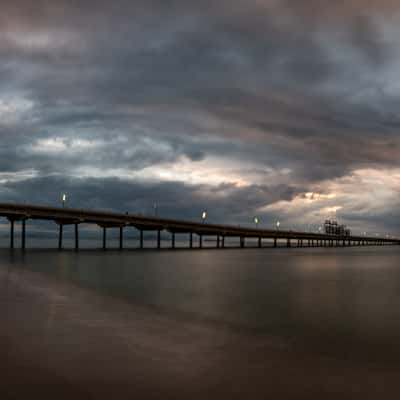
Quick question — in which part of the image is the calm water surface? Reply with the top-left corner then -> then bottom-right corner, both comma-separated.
2,246 -> 400,362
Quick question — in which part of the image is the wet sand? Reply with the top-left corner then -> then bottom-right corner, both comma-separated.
1,264 -> 399,399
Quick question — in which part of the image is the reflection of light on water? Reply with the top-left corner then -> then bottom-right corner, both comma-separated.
289,249 -> 400,344
290,256 -> 342,325
3,246 -> 400,362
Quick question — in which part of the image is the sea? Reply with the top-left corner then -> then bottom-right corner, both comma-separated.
2,244 -> 400,398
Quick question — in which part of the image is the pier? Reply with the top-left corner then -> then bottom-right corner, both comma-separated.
0,203 -> 398,249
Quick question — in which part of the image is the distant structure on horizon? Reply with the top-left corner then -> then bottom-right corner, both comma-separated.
324,220 -> 351,237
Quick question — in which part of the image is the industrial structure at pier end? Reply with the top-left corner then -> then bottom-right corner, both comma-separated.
324,220 -> 351,237
0,203 -> 399,250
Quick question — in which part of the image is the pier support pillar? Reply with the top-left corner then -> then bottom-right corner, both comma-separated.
171,232 -> 175,249
274,238 -> 277,248
222,235 -> 225,248
103,227 -> 107,250
199,235 -> 203,249
75,223 -> 79,250
58,224 -> 63,250
189,232 -> 193,249
240,237 -> 245,248
157,230 -> 161,249
140,230 -> 144,249
287,238 -> 291,248
21,219 -> 26,250
217,235 -> 220,249
258,237 -> 262,248
9,219 -> 15,249
119,227 -> 123,250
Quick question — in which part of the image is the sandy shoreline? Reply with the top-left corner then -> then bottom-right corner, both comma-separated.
1,264 -> 399,399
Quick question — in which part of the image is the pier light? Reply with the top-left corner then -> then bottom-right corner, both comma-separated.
254,217 -> 259,226
318,226 -> 322,233
276,221 -> 280,230
62,193 -> 67,208
201,211 -> 207,221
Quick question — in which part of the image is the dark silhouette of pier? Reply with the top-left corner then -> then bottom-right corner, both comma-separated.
0,203 -> 398,250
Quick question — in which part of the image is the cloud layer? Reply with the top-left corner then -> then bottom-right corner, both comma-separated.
1,0 -> 399,235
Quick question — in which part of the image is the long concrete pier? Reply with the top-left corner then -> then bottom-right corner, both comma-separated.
0,203 -> 398,249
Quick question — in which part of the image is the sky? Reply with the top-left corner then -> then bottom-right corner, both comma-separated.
0,0 -> 399,237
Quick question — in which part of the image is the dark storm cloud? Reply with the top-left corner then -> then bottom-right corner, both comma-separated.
349,15 -> 389,67
1,0 -> 400,232
0,175 -> 301,225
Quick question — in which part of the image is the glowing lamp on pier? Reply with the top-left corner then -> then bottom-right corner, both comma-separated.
201,211 -> 207,221
62,193 -> 67,208
254,217 -> 259,227
276,221 -> 280,230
